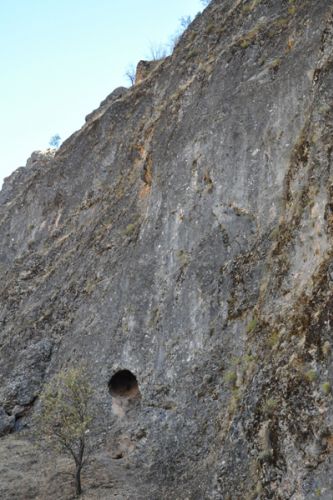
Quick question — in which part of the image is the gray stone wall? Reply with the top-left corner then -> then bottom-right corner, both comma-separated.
0,1 -> 333,498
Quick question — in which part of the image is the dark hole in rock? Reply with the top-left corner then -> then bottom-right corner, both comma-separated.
108,370 -> 140,398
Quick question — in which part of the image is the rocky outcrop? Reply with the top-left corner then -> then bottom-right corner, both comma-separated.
0,407 -> 15,437
85,87 -> 128,123
0,149 -> 55,205
135,60 -> 162,84
0,0 -> 333,498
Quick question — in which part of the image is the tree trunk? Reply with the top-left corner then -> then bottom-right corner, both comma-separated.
74,438 -> 85,496
75,464 -> 82,497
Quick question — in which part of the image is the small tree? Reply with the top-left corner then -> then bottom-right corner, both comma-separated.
148,42 -> 168,61
38,366 -> 93,497
125,64 -> 136,86
49,134 -> 61,148
180,15 -> 192,29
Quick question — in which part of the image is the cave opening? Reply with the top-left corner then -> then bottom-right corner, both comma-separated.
108,369 -> 140,398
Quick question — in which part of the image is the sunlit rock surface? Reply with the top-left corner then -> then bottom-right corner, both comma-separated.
0,1 -> 333,498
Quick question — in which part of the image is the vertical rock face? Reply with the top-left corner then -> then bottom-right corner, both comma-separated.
0,0 -> 333,498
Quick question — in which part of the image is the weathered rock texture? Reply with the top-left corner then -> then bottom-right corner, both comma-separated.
135,60 -> 161,84
1,0 -> 333,498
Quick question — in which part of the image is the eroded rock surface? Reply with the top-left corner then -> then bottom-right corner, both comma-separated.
1,0 -> 333,498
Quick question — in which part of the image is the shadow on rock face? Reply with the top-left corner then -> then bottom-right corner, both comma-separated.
108,369 -> 140,398
108,370 -> 141,418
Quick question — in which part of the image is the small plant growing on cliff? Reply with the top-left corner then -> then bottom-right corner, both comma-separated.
224,370 -> 237,387
239,39 -> 249,49
124,223 -> 137,236
304,369 -> 317,383
243,0 -> 261,13
149,42 -> 167,61
267,331 -> 280,348
38,366 -> 93,497
49,134 -> 61,148
288,4 -> 296,15
262,398 -> 278,416
269,58 -> 281,71
125,64 -> 136,85
246,317 -> 258,334
321,382 -> 331,395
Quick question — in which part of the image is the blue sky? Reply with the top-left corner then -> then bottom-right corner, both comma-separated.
0,0 -> 204,187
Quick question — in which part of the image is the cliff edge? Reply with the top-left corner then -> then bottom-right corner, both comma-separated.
1,1 -> 333,498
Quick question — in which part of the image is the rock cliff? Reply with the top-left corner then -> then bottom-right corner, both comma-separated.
1,0 -> 333,498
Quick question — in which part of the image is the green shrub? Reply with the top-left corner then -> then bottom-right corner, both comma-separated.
267,331 -> 279,348
322,382 -> 331,395
304,369 -> 317,382
224,370 -> 237,387
246,317 -> 258,334
239,39 -> 249,49
262,398 -> 278,415
270,58 -> 281,70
